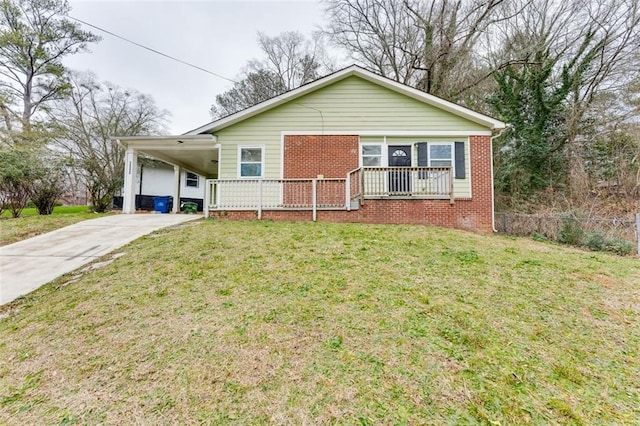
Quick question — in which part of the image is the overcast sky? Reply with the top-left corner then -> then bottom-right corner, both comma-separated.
64,0 -> 330,134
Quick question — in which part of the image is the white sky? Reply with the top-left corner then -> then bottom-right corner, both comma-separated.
64,0 -> 329,134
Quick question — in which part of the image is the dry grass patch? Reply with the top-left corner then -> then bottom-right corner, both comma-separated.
0,220 -> 639,424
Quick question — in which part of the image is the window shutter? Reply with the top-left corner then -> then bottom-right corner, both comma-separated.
454,141 -> 466,179
417,142 -> 428,166
416,142 -> 429,178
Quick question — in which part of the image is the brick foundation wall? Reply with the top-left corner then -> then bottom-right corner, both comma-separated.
210,135 -> 494,233
209,199 -> 490,232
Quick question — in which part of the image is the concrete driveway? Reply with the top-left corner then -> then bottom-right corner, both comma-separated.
0,214 -> 202,305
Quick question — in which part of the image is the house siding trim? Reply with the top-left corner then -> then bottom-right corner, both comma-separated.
281,130 -> 492,136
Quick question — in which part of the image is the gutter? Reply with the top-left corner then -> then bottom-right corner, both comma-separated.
490,125 -> 509,233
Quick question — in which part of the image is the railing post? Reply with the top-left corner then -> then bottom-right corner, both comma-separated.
360,168 -> 365,204
312,179 -> 317,221
345,172 -> 351,211
257,179 -> 263,220
635,213 -> 640,255
449,168 -> 454,205
204,180 -> 210,218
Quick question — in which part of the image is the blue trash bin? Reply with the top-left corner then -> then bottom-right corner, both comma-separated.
153,196 -> 171,213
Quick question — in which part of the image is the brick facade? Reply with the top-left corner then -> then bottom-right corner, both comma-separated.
210,135 -> 494,233
283,135 -> 360,178
283,135 -> 359,207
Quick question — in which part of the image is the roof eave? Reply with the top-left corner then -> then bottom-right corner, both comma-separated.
113,134 -> 217,150
188,65 -> 506,134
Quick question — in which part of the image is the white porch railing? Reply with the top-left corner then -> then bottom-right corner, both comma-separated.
361,167 -> 453,202
206,176 -> 353,220
205,166 -> 453,218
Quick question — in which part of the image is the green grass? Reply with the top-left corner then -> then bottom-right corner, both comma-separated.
0,220 -> 638,424
1,205 -> 91,218
0,206 -> 109,246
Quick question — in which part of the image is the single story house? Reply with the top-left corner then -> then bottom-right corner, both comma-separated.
116,65 -> 506,233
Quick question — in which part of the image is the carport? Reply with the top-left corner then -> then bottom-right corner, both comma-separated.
115,135 -> 218,215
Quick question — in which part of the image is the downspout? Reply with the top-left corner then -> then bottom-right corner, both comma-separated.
490,126 -> 509,233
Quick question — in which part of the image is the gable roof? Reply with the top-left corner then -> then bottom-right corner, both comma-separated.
186,65 -> 506,135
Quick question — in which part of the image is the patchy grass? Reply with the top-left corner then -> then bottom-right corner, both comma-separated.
0,220 -> 638,424
0,206 -> 109,246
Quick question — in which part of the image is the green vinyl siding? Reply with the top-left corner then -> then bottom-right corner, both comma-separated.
214,76 -> 488,192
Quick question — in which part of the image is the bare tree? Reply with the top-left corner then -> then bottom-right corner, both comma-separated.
0,0 -> 98,135
210,31 -> 333,119
323,0 -> 508,100
51,73 -> 168,212
257,31 -> 331,90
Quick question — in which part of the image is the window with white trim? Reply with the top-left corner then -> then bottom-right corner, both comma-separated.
429,143 -> 453,167
417,141 -> 467,179
361,144 -> 382,166
239,147 -> 263,178
185,172 -> 199,188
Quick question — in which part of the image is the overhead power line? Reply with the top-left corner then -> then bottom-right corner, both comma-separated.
67,15 -> 237,84
67,15 -> 326,131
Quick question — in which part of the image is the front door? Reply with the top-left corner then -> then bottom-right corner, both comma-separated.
388,145 -> 412,194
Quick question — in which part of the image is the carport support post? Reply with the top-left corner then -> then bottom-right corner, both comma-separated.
122,147 -> 138,214
172,165 -> 181,213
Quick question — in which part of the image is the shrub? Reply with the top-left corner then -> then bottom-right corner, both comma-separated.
585,233 -> 605,251
603,238 -> 635,256
0,148 -> 39,218
585,233 -> 634,256
531,232 -> 548,242
31,162 -> 66,215
558,213 -> 584,246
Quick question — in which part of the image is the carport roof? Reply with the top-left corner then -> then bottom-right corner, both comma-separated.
115,134 -> 218,177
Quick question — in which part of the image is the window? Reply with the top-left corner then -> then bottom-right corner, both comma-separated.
185,172 -> 199,188
417,141 -> 465,179
429,144 -> 453,167
362,144 -> 382,166
239,147 -> 263,177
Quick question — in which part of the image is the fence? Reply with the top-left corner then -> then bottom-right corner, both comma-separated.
495,212 -> 640,255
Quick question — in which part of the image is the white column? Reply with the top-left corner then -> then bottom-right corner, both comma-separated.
172,165 -> 181,213
122,147 -> 138,214
203,179 -> 210,218
312,179 -> 317,222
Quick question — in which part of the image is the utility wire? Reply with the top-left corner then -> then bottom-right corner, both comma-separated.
67,15 -> 237,84
68,15 -> 325,132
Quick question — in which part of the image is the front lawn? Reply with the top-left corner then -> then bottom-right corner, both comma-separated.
0,206 -> 109,246
0,220 -> 638,424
